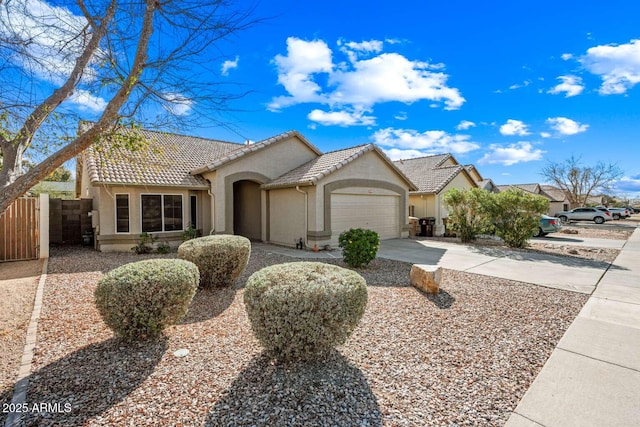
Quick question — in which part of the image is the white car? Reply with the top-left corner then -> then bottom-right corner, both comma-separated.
556,207 -> 613,224
608,207 -> 631,220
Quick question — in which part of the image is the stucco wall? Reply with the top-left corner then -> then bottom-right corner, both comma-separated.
202,135 -> 318,235
269,188 -> 306,247
306,151 -> 411,247
93,186 -> 204,251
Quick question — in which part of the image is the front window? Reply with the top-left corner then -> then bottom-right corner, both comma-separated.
141,194 -> 182,232
116,194 -> 129,233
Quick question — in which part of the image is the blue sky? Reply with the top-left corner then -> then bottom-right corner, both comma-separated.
6,0 -> 640,198
205,0 -> 640,197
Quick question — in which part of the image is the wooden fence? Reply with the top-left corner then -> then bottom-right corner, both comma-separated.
0,197 -> 39,262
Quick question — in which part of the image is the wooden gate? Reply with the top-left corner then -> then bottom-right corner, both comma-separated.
0,198 -> 39,262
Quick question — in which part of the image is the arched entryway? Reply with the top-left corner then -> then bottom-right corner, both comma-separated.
233,180 -> 262,240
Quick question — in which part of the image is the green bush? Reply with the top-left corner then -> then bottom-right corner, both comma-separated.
132,232 -> 156,254
442,188 -> 493,242
156,241 -> 171,254
95,259 -> 199,341
177,234 -> 250,288
489,189 -> 550,248
338,228 -> 380,268
244,262 -> 368,362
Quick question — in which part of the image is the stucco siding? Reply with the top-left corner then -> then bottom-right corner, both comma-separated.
304,151 -> 411,246
269,188 -> 306,247
203,136 -> 318,234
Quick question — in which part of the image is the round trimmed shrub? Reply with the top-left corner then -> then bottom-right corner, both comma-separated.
177,234 -> 251,288
338,228 -> 380,268
95,259 -> 199,341
244,262 -> 368,362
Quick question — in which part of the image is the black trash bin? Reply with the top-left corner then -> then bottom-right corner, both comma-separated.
419,217 -> 435,237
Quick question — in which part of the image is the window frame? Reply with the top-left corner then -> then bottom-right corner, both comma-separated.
114,193 -> 130,234
140,193 -> 184,233
190,194 -> 198,229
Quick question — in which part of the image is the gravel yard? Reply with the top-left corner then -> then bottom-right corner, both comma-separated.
11,245 -> 589,426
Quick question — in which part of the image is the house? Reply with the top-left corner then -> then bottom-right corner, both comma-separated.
29,181 -> 76,199
496,183 -> 570,215
393,154 -> 479,236
77,127 -> 416,251
464,165 -> 499,193
540,185 -> 570,214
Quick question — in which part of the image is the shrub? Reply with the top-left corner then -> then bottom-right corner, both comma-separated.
244,262 -> 368,362
95,259 -> 199,341
177,234 -> 250,288
338,228 -> 380,268
156,241 -> 171,254
442,188 -> 493,242
132,232 -> 156,254
488,189 -> 549,248
181,225 -> 200,242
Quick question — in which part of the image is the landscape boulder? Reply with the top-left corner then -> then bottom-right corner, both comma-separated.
410,264 -> 442,294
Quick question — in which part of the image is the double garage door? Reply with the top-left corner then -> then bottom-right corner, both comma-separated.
331,193 -> 399,241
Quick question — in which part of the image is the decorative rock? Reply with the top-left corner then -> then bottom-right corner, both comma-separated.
410,264 -> 442,294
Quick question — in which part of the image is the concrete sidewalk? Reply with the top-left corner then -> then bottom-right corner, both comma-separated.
506,227 -> 640,427
378,238 -> 613,294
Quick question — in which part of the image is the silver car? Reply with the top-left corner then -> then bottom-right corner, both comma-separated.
556,207 -> 613,224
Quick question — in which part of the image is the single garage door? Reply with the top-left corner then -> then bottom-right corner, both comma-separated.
331,193 -> 399,241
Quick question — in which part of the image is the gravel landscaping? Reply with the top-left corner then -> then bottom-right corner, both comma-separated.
8,245 -> 590,426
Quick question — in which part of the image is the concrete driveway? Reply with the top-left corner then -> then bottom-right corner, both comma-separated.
378,238 -> 621,294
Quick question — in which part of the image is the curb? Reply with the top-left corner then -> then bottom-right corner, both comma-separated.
5,258 -> 48,427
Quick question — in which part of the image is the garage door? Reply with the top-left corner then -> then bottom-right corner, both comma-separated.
331,193 -> 399,241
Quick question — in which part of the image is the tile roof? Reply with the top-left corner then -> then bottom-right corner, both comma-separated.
496,183 -> 541,194
540,185 -> 568,202
190,130 -> 321,175
393,154 -> 469,194
263,144 -> 416,190
85,128 -> 242,188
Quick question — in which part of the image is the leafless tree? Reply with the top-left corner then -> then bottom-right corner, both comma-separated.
540,155 -> 624,207
0,0 -> 257,213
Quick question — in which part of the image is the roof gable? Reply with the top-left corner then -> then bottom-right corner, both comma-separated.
190,130 -> 321,175
263,144 -> 417,190
393,154 -> 474,194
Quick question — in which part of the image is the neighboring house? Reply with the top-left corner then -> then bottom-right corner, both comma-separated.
540,185 -> 571,214
465,165 -> 499,193
29,181 -> 76,199
77,127 -> 416,251
393,154 -> 479,236
495,183 -> 570,215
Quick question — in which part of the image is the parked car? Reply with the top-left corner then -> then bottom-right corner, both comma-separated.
534,215 -> 562,237
555,207 -> 613,224
608,207 -> 631,220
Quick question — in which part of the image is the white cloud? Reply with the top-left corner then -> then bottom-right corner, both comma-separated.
162,92 -> 193,116
269,38 -> 334,110
540,132 -> 551,138
394,111 -> 408,121
0,0 -> 89,84
561,53 -> 573,60
307,109 -> 376,126
546,117 -> 588,135
581,39 -> 640,94
548,75 -> 584,97
499,119 -> 530,136
456,120 -> 476,130
478,142 -> 545,166
509,80 -> 531,90
615,175 -> 640,194
383,148 -> 427,160
372,128 -> 480,155
269,37 -> 465,117
221,56 -> 239,76
68,90 -> 107,113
